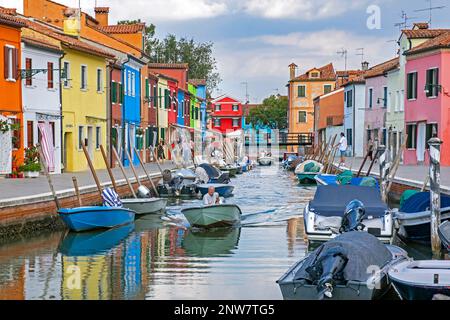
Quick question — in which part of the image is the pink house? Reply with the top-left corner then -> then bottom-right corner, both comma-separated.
363,58 -> 399,154
404,33 -> 450,166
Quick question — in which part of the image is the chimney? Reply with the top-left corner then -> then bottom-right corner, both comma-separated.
95,7 -> 109,27
289,63 -> 298,80
362,61 -> 369,71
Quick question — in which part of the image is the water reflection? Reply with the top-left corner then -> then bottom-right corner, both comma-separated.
183,228 -> 240,257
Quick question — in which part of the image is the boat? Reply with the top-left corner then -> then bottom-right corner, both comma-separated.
388,260 -> 450,300
315,173 -> 379,189
157,168 -> 199,198
182,204 -> 242,228
197,163 -> 231,184
304,185 -> 394,244
121,197 -> 167,215
196,183 -> 235,197
219,164 -> 238,177
277,231 -> 409,300
182,228 -> 241,257
58,206 -> 135,232
394,192 -> 450,243
258,151 -> 273,166
281,154 -> 299,171
295,160 -> 323,184
59,223 -> 134,256
439,221 -> 450,253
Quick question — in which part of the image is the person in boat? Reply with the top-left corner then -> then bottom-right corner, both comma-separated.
203,186 -> 220,206
338,132 -> 348,167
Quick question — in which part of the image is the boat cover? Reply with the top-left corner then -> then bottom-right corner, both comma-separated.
294,231 -> 392,282
439,221 -> 450,248
400,192 -> 450,213
310,185 -> 387,218
199,163 -> 221,179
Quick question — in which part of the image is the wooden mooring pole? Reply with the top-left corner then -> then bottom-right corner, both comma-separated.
112,146 -> 137,198
100,145 -> 118,192
378,145 -> 391,203
81,143 -> 103,200
38,144 -> 61,210
134,147 -> 159,197
72,177 -> 83,207
428,137 -> 443,256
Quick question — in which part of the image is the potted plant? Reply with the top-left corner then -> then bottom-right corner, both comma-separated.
20,146 -> 41,178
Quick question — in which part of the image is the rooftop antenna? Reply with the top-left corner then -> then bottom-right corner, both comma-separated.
414,0 -> 446,27
241,82 -> 250,104
394,10 -> 419,31
356,48 -> 365,64
337,48 -> 348,71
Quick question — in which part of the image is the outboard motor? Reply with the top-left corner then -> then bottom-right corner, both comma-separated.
137,185 -> 151,198
340,200 -> 366,233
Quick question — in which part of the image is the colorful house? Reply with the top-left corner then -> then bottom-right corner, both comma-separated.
143,72 -> 158,160
184,90 -> 191,128
188,82 -> 198,129
363,58 -> 399,155
167,77 -> 179,129
110,62 -> 123,167
210,95 -> 243,134
177,87 -> 186,126
0,12 -> 25,175
156,75 -> 169,152
404,32 -> 450,166
190,79 -> 208,136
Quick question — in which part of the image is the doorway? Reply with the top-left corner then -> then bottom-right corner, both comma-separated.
63,132 -> 73,172
416,122 -> 426,163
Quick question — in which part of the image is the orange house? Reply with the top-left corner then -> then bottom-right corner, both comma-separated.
0,13 -> 26,174
313,88 -> 345,146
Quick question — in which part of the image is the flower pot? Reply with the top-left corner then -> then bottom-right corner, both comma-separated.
24,171 -> 40,178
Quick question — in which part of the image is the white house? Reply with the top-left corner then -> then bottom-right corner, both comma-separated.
21,37 -> 63,173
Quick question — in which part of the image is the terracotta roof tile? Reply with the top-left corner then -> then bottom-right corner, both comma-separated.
402,28 -> 449,39
363,57 -> 399,79
0,12 -> 26,28
189,79 -> 206,86
99,24 -> 145,34
406,31 -> 450,55
148,63 -> 189,69
22,34 -> 62,52
0,7 -> 17,15
291,63 -> 336,82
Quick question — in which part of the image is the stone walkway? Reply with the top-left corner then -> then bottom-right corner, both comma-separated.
0,161 -> 176,203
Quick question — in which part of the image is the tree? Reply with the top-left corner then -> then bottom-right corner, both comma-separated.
117,19 -> 157,55
247,95 -> 288,130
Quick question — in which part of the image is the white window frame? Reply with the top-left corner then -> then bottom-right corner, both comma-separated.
232,118 -> 239,127
215,104 -> 221,111
232,104 -> 239,112
214,118 -> 221,127
407,71 -> 418,101
96,68 -> 103,93
80,64 -> 88,90
324,84 -> 332,94
128,71 -> 132,96
426,67 -> 439,99
5,45 -> 15,82
131,72 -> 135,97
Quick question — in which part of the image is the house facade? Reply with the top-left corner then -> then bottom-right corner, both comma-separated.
156,75 -> 169,150
343,76 -> 366,157
210,95 -> 243,134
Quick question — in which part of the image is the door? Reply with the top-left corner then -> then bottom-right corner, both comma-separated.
63,132 -> 73,172
416,122 -> 426,162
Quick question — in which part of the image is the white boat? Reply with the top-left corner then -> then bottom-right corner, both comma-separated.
122,198 -> 167,215
258,152 -> 273,166
304,185 -> 394,244
182,204 -> 242,228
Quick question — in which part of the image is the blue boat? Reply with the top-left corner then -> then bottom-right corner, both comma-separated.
315,174 -> 380,189
58,206 -> 136,232
196,184 -> 235,197
59,223 -> 135,256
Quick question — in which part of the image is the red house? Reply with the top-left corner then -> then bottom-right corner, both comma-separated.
167,78 -> 178,127
110,63 -> 123,167
148,63 -> 188,89
210,95 -> 243,134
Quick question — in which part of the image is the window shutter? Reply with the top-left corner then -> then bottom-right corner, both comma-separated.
13,48 -> 19,80
111,82 -> 116,103
26,58 -> 32,86
145,79 -> 149,98
3,46 -> 8,79
153,86 -> 157,107
48,62 -> 54,88
434,69 -> 439,97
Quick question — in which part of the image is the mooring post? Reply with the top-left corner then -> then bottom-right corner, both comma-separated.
378,145 -> 390,203
428,136 -> 443,256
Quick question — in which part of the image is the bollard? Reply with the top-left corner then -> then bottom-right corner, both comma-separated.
428,137 -> 443,256
378,145 -> 390,203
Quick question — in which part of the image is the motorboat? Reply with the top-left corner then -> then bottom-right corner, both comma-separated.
295,160 -> 323,184
439,221 -> 450,253
198,163 -> 231,184
315,173 -> 379,189
277,231 -> 409,300
389,260 -> 450,300
394,192 -> 450,243
58,206 -> 135,232
258,151 -> 273,166
281,155 -> 299,171
303,185 -> 394,244
121,197 -> 167,215
182,204 -> 242,229
219,164 -> 239,177
157,168 -> 199,198
196,183 -> 235,198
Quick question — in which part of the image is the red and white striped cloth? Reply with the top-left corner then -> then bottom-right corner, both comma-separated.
38,122 -> 55,172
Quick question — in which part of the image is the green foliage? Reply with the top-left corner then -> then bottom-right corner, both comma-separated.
19,146 -> 41,172
247,95 -> 288,130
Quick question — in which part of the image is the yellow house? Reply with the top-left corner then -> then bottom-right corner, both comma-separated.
287,63 -> 337,134
61,46 -> 113,172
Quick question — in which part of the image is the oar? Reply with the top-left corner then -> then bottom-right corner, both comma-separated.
134,147 -> 159,197
38,144 -> 60,210
112,146 -> 137,198
100,144 -> 118,192
81,142 -> 103,200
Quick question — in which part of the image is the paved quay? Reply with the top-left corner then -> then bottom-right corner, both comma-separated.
0,161 -> 176,203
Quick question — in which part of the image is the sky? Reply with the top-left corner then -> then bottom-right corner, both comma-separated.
1,0 -> 450,103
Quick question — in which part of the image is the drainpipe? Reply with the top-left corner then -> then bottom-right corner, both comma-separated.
59,51 -> 66,173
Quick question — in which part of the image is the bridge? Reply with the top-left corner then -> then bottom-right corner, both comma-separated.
244,132 -> 314,147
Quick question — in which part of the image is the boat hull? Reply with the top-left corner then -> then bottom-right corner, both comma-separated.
258,158 -> 272,166
197,184 -> 235,197
58,207 -> 135,232
297,174 -> 317,185
122,198 -> 167,215
182,204 -> 242,229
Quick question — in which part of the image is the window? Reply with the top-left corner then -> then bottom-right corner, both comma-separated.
145,78 -> 149,99
124,71 -> 127,96
425,68 -> 439,98
63,61 -> 70,87
118,83 -> 123,104
80,65 -> 87,89
111,81 -> 117,103
78,126 -> 84,149
159,88 -> 162,108
214,118 -> 221,127
11,118 -> 20,149
298,111 -> 307,123
4,45 -> 18,81
310,72 -> 319,78
298,85 -> 306,98
407,72 -> 418,100
368,88 -> 373,108
96,127 -> 101,149
426,123 -> 438,148
96,69 -> 102,92
233,118 -> 239,127
215,104 -> 221,111
324,84 -> 332,94
232,104 -> 239,112
25,58 -> 32,86
153,85 -> 158,108
406,124 -> 417,149
47,62 -> 54,89
346,90 -> 353,108
27,121 -> 34,148
164,89 -> 169,109
346,128 -> 353,146
128,71 -> 132,96
131,72 -> 135,96
383,87 -> 388,108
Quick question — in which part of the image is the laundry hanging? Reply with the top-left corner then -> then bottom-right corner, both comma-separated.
0,116 -> 12,174
38,122 -> 55,172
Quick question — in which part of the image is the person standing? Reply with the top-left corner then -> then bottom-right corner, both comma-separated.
367,139 -> 374,161
157,140 -> 166,161
338,132 -> 348,166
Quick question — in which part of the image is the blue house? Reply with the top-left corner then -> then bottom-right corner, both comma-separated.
122,55 -> 145,167
177,88 -> 185,126
242,104 -> 272,145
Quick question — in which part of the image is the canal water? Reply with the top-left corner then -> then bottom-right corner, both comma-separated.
0,167 -> 433,300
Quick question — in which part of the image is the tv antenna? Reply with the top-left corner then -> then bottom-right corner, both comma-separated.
394,11 -> 419,30
337,48 -> 348,71
414,0 -> 446,27
241,82 -> 250,104
356,48 -> 365,64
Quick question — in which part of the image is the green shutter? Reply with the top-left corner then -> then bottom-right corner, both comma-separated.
153,86 -> 158,107
111,82 -> 117,103
145,79 -> 149,98
119,83 -> 124,104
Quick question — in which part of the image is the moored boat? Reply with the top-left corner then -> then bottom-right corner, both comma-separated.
277,231 -> 408,300
196,183 -> 235,197
388,260 -> 450,300
258,151 -> 273,166
198,163 -> 231,184
121,198 -> 167,215
182,204 -> 242,228
58,206 -> 135,232
315,173 -> 379,189
157,168 -> 199,198
439,221 -> 450,253
295,160 -> 323,184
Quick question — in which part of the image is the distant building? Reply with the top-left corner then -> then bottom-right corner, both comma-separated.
210,95 -> 243,134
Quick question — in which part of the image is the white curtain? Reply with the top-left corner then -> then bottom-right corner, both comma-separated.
416,123 -> 426,162
0,116 -> 12,174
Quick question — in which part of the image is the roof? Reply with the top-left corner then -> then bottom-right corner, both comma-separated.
401,28 -> 449,39
290,63 -> 336,82
99,24 -> 145,34
22,35 -> 62,53
156,73 -> 178,83
0,12 -> 26,28
406,31 -> 450,55
363,57 -> 399,79
94,7 -> 110,14
148,63 -> 189,69
189,79 -> 206,86
343,74 -> 366,86
0,6 -> 17,15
